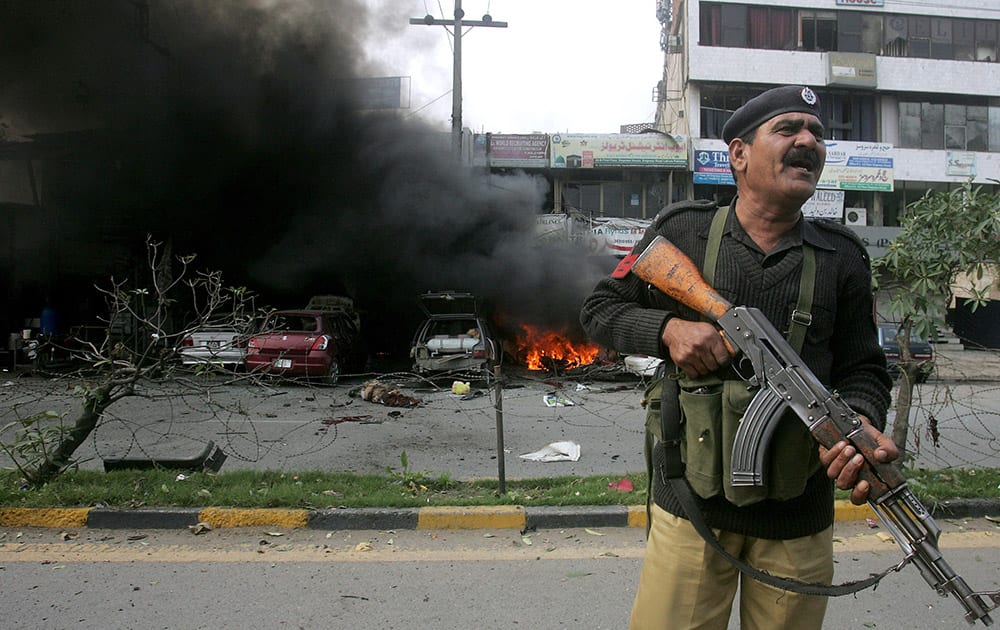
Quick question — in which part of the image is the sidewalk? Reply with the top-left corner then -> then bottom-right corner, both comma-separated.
932,343 -> 1000,381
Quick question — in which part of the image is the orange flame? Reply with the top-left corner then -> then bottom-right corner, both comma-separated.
516,324 -> 601,371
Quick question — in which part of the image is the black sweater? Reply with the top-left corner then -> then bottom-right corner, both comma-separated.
580,200 -> 892,539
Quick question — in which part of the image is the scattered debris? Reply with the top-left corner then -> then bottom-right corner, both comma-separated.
354,541 -> 374,552
451,381 -> 471,395
354,379 -> 422,408
520,441 -> 581,462
188,522 -> 212,535
608,478 -> 634,492
321,415 -> 374,425
59,531 -> 78,541
585,528 -> 605,537
543,393 -> 574,407
865,518 -> 879,528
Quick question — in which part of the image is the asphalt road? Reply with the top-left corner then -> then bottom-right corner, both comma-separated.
2,518 -> 998,629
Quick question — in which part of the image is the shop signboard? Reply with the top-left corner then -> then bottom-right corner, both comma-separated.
818,141 -> 894,191
550,133 -> 687,168
473,134 -> 549,168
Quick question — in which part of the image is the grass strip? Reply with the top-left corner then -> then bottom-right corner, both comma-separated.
0,467 -> 997,511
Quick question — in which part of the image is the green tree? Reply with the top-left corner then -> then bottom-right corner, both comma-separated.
872,181 -> 1000,461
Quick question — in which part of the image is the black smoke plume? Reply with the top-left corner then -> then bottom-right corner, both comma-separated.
0,1 -> 609,355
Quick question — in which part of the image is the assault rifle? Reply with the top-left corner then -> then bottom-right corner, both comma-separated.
631,235 -> 1000,626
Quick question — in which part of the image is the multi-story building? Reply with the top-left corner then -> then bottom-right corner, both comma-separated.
654,0 -> 1000,228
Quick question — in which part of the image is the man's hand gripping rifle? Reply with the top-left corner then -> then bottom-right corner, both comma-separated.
631,235 -> 1000,626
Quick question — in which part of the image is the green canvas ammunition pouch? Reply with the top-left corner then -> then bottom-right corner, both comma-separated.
676,373 -> 820,506
644,370 -> 820,506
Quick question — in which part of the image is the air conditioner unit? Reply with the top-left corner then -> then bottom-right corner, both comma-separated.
845,208 -> 867,226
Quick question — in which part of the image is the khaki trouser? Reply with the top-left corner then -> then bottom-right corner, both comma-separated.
630,504 -> 833,630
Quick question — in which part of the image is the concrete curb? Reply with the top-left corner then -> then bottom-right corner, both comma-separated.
1,499 -> 997,531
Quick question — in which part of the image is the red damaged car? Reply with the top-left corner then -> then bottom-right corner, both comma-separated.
245,296 -> 364,384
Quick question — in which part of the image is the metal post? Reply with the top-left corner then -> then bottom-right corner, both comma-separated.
451,0 -> 463,157
494,363 -> 505,494
409,3 -> 507,159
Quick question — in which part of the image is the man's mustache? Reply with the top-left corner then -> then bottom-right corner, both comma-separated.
784,148 -> 821,171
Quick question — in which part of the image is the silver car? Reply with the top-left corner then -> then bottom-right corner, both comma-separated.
179,325 -> 248,369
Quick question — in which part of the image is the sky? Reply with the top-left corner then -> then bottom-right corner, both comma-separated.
367,0 -> 666,135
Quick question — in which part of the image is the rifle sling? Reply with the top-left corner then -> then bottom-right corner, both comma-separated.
664,471 -> 896,597
656,205 -> 893,597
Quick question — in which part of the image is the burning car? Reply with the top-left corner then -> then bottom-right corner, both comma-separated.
514,323 -> 601,372
245,296 -> 364,384
409,291 -> 498,378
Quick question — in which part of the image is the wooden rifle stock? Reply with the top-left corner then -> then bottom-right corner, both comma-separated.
631,236 -> 733,322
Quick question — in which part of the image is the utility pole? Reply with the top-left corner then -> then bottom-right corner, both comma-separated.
410,1 -> 507,158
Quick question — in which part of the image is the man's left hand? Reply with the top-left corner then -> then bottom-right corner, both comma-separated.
818,419 -> 899,505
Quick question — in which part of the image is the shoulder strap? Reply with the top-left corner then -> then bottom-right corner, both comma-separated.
787,245 -> 816,353
703,204 -> 729,287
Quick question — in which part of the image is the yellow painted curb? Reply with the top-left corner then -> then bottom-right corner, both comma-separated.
627,505 -> 648,529
0,507 -> 91,528
417,505 -> 526,530
198,507 -> 309,529
833,500 -> 875,522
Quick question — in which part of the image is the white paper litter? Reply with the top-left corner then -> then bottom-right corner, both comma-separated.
543,394 -> 574,407
519,441 -> 581,462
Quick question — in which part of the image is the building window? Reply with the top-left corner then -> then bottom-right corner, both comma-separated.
860,13 -> 883,54
697,3 -> 999,63
701,88 -> 876,143
991,105 -> 1000,150
908,16 -> 931,58
954,19 -> 976,61
748,6 -> 795,50
562,181 -> 656,218
701,3 -> 793,50
899,102 -> 921,147
823,93 -> 877,142
931,18 -> 953,60
801,11 -> 837,52
921,103 -> 944,149
838,11 -> 863,53
899,100 -> 1000,152
977,22 -> 998,61
884,15 -> 907,57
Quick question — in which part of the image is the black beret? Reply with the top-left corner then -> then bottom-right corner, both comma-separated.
722,86 -> 822,144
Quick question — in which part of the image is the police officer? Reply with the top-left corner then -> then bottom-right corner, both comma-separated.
580,86 -> 897,630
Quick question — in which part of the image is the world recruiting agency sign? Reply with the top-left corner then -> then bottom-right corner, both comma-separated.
472,134 -> 549,168
550,133 -> 687,168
